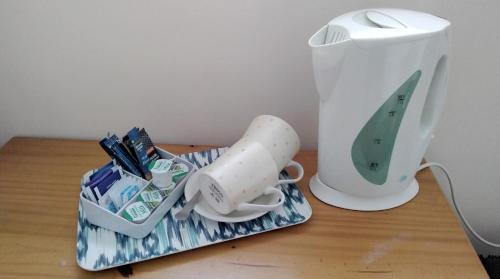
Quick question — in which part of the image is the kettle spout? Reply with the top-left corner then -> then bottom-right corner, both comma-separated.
309,24 -> 351,102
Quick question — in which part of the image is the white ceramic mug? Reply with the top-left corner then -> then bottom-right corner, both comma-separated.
198,140 -> 303,215
242,115 -> 300,171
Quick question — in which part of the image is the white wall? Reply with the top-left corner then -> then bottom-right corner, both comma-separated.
424,1 -> 500,256
0,1 -> 499,255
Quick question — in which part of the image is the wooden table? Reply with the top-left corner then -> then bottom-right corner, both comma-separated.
0,137 -> 487,278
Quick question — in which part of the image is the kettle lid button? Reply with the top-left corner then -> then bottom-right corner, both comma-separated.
365,11 -> 406,28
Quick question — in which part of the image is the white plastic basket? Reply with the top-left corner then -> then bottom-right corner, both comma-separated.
79,147 -> 195,238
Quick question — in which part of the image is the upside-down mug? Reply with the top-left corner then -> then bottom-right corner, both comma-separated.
198,115 -> 303,215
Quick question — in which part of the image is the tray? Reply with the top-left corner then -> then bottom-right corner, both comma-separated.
76,147 -> 313,271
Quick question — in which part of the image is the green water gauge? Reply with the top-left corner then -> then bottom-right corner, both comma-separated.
351,70 -> 422,185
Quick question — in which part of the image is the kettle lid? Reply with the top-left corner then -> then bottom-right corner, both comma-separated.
326,8 -> 449,42
364,10 -> 406,29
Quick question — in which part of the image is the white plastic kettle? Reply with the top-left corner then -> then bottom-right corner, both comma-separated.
308,9 -> 450,210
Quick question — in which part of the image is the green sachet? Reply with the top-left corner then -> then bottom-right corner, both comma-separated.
171,162 -> 189,183
136,184 -> 168,209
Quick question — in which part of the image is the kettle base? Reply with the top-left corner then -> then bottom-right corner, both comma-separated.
309,174 -> 419,211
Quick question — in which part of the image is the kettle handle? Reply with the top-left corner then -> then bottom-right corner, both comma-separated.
419,55 -> 448,140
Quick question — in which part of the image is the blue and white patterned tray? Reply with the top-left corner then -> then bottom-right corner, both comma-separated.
76,148 -> 312,271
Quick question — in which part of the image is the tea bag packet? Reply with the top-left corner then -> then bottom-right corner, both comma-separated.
123,127 -> 160,180
91,174 -> 144,214
99,135 -> 143,178
97,193 -> 119,213
83,167 -> 124,213
98,127 -> 165,180
108,176 -> 142,210
81,160 -> 147,213
82,160 -> 118,193
84,160 -> 115,186
83,166 -> 123,203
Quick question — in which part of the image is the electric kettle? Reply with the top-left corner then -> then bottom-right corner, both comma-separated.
308,9 -> 450,210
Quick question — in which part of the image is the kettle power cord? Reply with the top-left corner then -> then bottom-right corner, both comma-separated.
418,162 -> 500,248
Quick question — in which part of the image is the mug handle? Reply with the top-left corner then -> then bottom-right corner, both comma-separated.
236,187 -> 285,212
235,161 -> 304,212
277,160 -> 304,184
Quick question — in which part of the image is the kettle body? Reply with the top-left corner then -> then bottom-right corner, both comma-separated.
309,9 -> 450,210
